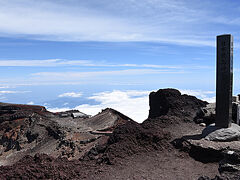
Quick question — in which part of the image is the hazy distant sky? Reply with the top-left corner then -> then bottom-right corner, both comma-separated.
0,0 -> 239,122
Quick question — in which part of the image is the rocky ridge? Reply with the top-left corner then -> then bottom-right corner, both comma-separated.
0,103 -> 132,166
0,88 -> 240,179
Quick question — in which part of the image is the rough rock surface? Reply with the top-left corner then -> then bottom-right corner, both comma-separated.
84,121 -> 171,164
202,123 -> 240,141
148,88 -> 207,121
198,149 -> 240,180
219,150 -> 240,178
195,102 -> 240,126
173,126 -> 240,179
195,103 -> 216,125
0,154 -> 100,179
0,88 -> 234,179
0,104 -> 131,166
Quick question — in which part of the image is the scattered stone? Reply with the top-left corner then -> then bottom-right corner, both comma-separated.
195,103 -> 216,125
232,96 -> 239,103
174,124 -> 240,179
227,150 -> 235,155
195,102 -> 240,125
200,123 -> 207,127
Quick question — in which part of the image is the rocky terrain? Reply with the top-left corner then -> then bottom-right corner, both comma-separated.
0,103 -> 132,166
0,88 -> 240,179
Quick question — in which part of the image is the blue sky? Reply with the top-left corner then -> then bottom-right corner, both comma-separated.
0,0 -> 240,122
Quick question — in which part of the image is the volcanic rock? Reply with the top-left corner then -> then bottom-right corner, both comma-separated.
173,124 -> 240,179
148,88 -> 207,121
195,102 -> 240,126
0,88 -> 228,179
0,103 -> 132,166
0,153 -> 99,179
198,149 -> 240,179
202,123 -> 240,142
84,121 -> 171,164
85,88 -> 209,165
194,103 -> 216,125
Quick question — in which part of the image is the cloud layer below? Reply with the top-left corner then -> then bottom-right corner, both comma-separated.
48,89 -> 215,123
58,92 -> 83,98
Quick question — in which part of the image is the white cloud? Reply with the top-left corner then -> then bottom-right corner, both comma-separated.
0,86 -> 10,89
21,68 -> 186,86
48,89 -> 218,123
202,97 -> 215,103
0,0 -> 146,42
0,0 -> 229,46
0,59 -> 182,69
58,92 -> 82,98
0,90 -> 31,94
27,101 -> 34,105
114,64 -> 181,69
43,103 -> 49,106
48,107 -> 70,113
180,89 -> 215,103
49,90 -> 150,123
32,69 -> 184,81
0,59 -> 92,67
0,91 -> 18,94
0,90 -> 31,103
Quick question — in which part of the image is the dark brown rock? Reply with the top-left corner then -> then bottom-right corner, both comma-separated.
148,88 -> 207,121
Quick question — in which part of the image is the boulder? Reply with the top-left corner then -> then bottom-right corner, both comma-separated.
148,88 -> 207,122
174,126 -> 240,179
203,123 -> 240,142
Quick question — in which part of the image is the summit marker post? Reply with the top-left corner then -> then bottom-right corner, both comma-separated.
216,34 -> 233,128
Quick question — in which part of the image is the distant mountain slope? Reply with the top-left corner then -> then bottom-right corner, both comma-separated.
0,103 -> 132,166
41,97 -> 98,109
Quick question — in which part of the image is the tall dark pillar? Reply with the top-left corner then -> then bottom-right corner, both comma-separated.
216,34 -> 233,128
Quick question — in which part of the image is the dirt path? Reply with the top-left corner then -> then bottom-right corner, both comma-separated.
87,148 -> 218,180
